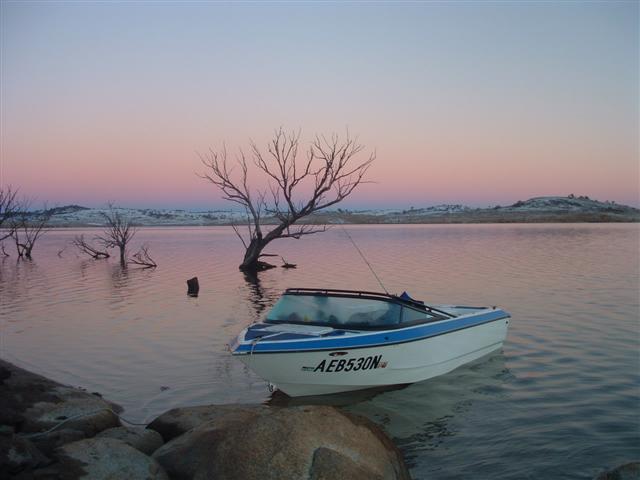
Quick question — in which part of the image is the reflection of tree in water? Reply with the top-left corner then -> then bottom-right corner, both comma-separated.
108,264 -> 154,306
110,263 -> 131,288
0,256 -> 38,307
242,271 -> 280,323
106,264 -> 133,309
77,258 -> 97,279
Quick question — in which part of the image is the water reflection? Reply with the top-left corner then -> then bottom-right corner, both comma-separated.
349,353 -> 511,469
241,270 -> 280,323
109,264 -> 132,299
0,257 -> 41,313
77,258 -> 97,279
268,383 -> 411,408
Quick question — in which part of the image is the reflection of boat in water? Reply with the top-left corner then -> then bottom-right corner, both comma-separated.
268,383 -> 411,407
348,351 -> 512,440
231,288 -> 511,397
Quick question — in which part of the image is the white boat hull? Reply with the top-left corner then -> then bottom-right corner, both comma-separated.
237,316 -> 509,397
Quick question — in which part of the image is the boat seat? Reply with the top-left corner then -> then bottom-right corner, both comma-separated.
348,309 -> 399,327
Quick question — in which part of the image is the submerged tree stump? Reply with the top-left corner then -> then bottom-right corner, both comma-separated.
281,257 -> 297,269
186,277 -> 199,297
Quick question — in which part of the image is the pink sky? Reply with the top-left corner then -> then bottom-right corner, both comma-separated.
1,2 -> 638,209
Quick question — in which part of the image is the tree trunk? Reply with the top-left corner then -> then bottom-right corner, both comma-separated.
239,237 -> 276,272
119,246 -> 126,267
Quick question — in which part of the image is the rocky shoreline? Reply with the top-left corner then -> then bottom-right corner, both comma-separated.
2,359 -> 637,479
0,359 -> 409,479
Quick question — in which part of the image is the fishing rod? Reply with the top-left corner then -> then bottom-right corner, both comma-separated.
341,227 -> 389,295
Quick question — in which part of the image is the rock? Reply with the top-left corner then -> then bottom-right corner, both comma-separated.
595,462 -> 640,480
152,404 -> 409,480
0,434 -> 50,477
147,403 -> 269,442
0,405 -> 22,429
0,359 -> 121,437
0,364 -> 11,384
310,447 -> 382,480
31,428 -> 86,456
22,393 -> 120,437
97,426 -> 163,455
53,437 -> 169,479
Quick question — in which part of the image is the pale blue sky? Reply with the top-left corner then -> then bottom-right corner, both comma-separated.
1,1 -> 638,209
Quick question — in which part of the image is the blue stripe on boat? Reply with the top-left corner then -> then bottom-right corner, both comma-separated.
233,309 -> 509,354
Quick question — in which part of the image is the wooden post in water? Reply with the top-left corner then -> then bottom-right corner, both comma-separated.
187,277 -> 199,297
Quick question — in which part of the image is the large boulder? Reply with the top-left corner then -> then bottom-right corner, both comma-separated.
22,393 -> 120,437
152,404 -> 409,480
0,359 -> 121,437
147,403 -> 269,442
97,426 -> 164,455
0,433 -> 49,477
595,462 -> 640,480
309,447 -> 383,480
51,437 -> 169,479
31,428 -> 86,456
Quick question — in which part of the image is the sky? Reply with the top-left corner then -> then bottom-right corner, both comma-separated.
1,1 -> 638,210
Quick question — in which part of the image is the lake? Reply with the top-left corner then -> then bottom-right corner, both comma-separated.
1,224 -> 638,479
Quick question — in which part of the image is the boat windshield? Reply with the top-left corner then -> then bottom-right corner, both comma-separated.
265,294 -> 436,329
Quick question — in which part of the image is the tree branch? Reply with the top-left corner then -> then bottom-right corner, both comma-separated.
129,244 -> 157,268
73,234 -> 110,259
0,186 -> 20,241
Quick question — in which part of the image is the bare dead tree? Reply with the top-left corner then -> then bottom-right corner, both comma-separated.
0,185 -> 20,242
96,205 -> 136,267
72,234 -> 110,259
199,128 -> 374,272
129,244 -> 157,268
11,205 -> 51,259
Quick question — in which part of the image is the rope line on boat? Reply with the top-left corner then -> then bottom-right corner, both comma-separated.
20,408 -> 150,439
341,227 -> 389,295
249,332 -> 281,358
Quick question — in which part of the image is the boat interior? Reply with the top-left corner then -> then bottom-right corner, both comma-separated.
242,288 -> 493,335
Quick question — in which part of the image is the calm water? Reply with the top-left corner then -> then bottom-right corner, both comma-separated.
1,224 -> 638,479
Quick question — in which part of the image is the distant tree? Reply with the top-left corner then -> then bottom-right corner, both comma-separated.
0,185 -> 20,242
10,204 -> 52,259
199,128 -> 374,272
96,205 -> 136,267
74,208 -> 157,268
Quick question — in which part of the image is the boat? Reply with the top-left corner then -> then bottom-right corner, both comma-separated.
230,288 -> 510,397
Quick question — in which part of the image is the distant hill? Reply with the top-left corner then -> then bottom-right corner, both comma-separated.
42,196 -> 639,227
44,205 -> 90,216
308,196 -> 640,225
